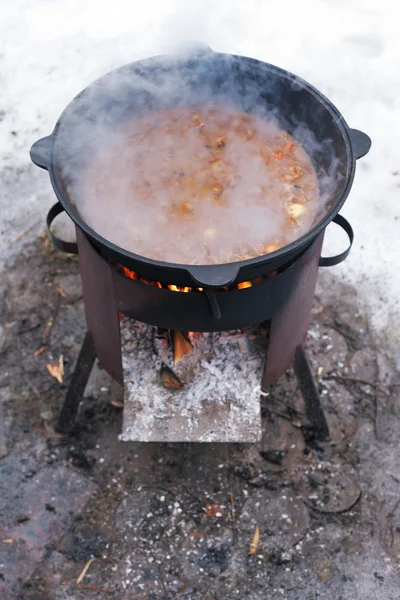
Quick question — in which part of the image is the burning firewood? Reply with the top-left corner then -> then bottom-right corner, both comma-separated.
172,330 -> 193,364
160,365 -> 184,390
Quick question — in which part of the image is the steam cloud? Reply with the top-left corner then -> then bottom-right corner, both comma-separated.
53,34 -> 347,266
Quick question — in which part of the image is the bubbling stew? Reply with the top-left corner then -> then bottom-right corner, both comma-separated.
80,107 -> 320,264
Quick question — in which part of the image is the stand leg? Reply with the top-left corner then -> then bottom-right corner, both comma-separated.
56,331 -> 96,433
293,345 -> 330,442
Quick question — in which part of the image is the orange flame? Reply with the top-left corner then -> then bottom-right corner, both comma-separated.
122,266 -> 162,288
237,281 -> 253,290
168,284 -> 192,293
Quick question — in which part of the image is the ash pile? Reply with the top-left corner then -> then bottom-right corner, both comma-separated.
120,318 -> 268,442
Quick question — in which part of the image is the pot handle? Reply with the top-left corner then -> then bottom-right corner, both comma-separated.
187,263 -> 239,288
46,202 -> 79,255
205,289 -> 222,320
349,129 -> 371,160
30,135 -> 52,170
319,214 -> 353,267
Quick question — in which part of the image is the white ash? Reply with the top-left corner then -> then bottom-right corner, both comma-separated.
119,317 -> 266,442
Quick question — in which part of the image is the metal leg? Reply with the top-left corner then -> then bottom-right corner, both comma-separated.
56,331 -> 96,433
293,345 -> 330,442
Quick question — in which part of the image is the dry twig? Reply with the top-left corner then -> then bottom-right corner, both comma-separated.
33,346 -> 45,357
55,286 -> 67,297
9,225 -> 35,244
76,557 -> 96,584
248,524 -> 260,555
32,427 -> 64,439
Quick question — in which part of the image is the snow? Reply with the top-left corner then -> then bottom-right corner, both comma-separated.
1,0 -> 399,362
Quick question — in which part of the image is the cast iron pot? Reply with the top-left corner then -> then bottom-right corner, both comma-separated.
31,45 -> 371,288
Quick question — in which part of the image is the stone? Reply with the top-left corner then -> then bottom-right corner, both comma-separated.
349,348 -> 377,382
315,559 -> 333,583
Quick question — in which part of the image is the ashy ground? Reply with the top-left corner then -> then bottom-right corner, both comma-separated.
0,236 -> 400,599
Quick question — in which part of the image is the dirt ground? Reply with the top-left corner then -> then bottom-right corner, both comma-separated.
1,236 -> 400,600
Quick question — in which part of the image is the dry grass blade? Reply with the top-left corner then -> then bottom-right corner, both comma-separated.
76,557 -> 96,584
172,330 -> 193,364
55,286 -> 67,297
110,399 -> 124,408
46,354 -> 64,384
8,225 -> 34,244
2,538 -> 14,544
32,427 -> 64,439
248,524 -> 260,555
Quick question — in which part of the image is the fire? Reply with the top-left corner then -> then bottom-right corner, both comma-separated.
237,281 -> 253,290
188,331 -> 201,342
121,265 -> 257,292
122,266 -> 162,288
168,284 -> 192,293
122,266 -> 137,280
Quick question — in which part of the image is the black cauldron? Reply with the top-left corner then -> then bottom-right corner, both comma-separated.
31,45 -> 370,289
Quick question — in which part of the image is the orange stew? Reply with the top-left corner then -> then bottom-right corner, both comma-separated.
81,107 -> 319,264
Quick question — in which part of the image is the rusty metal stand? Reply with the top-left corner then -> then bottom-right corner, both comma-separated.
293,344 -> 330,442
56,331 -> 96,433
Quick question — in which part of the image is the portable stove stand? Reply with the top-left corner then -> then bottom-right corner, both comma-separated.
48,206 -> 354,442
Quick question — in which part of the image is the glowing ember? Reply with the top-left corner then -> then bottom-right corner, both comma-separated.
237,281 -> 253,290
188,331 -> 201,342
122,266 -> 137,280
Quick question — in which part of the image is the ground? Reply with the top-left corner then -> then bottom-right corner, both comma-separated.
0,237 -> 400,600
